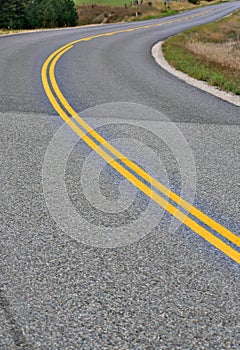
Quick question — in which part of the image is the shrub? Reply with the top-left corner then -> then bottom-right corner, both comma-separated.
188,0 -> 200,4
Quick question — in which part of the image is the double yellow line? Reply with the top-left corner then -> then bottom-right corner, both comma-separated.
41,11 -> 240,263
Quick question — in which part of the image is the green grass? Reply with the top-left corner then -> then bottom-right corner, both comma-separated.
163,43 -> 240,94
162,11 -> 240,95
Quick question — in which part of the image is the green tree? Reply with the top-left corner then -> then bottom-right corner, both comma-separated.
38,0 -> 77,28
0,0 -> 17,29
38,0 -> 57,28
24,0 -> 41,29
0,0 -> 34,29
0,0 -> 78,29
56,0 -> 78,27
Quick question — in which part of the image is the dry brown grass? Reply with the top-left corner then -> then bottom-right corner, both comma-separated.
186,41 -> 240,73
0,29 -> 29,35
163,9 -> 240,94
184,10 -> 240,76
77,5 -> 139,25
154,0 -> 220,12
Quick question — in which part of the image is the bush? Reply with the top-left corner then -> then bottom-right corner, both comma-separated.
188,0 -> 200,4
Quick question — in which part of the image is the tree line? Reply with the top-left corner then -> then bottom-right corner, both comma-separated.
0,0 -> 78,29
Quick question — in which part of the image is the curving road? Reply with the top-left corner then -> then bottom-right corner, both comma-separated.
1,2 -> 240,349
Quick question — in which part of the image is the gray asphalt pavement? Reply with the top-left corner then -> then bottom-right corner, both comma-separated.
1,2 -> 240,349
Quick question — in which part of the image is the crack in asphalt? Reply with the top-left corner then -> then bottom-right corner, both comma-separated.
0,288 -> 33,349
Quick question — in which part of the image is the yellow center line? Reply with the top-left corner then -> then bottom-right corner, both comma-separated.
41,10 -> 240,263
48,40 -> 240,249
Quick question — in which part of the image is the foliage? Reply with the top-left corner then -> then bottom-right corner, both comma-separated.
0,0 -> 78,29
187,0 -> 200,4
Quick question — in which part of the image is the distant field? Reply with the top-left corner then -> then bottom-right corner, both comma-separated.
74,0 -> 222,9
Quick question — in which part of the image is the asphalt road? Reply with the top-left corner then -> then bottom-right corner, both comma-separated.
1,2 -> 240,349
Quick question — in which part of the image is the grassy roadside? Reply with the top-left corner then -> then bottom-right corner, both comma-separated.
0,29 -> 30,36
0,27 -> 72,36
162,10 -> 240,95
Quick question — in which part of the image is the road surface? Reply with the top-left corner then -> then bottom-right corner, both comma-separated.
1,2 -> 240,349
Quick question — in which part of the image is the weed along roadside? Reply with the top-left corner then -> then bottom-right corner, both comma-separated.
162,10 -> 240,95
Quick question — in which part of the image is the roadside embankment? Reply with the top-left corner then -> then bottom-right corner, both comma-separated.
76,1 -> 221,25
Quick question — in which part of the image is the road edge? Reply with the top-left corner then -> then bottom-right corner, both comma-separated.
152,41 -> 240,107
